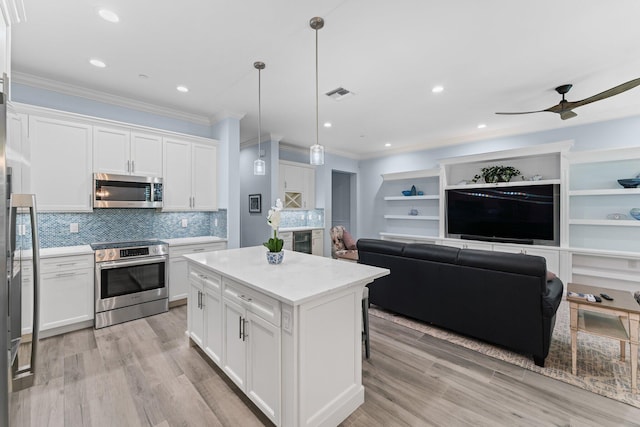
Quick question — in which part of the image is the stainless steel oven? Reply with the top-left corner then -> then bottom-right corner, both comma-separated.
92,240 -> 168,328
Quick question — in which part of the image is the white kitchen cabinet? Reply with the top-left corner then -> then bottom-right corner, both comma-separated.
203,274 -> 223,366
222,278 -> 281,425
279,231 -> 293,251
163,138 -> 218,211
7,111 -> 29,194
93,126 -> 163,177
312,229 -> 324,256
279,160 -> 315,209
29,115 -> 93,211
188,276 -> 205,348
39,254 -> 94,334
168,241 -> 227,303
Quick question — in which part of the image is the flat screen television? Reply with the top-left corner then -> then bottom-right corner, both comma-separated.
446,184 -> 560,246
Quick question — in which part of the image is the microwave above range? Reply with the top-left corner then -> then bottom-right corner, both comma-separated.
93,173 -> 163,208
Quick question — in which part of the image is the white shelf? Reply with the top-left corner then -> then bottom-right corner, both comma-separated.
569,219 -> 640,227
572,267 -> 640,283
383,215 -> 439,221
569,188 -> 640,196
384,195 -> 439,201
445,178 -> 561,190
381,168 -> 440,181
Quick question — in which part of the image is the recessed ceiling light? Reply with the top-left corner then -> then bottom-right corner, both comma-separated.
477,123 -> 487,129
432,85 -> 444,93
98,9 -> 119,23
385,143 -> 392,147
324,122 -> 332,128
176,85 -> 189,93
89,59 -> 106,68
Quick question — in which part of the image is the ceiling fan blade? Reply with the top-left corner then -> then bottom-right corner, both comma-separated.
560,110 -> 577,120
495,110 -> 546,115
570,77 -> 640,109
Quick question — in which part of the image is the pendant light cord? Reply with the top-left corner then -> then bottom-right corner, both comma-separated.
258,66 -> 262,156
315,25 -> 319,148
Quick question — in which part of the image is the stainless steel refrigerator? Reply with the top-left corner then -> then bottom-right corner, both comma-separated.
1,75 -> 41,425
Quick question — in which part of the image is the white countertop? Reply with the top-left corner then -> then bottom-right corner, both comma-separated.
19,245 -> 93,259
279,226 -> 324,232
163,236 -> 227,246
184,246 -> 389,306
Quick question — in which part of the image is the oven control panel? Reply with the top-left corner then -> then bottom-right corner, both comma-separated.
94,242 -> 168,262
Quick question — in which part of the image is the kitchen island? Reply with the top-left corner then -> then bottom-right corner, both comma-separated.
184,246 -> 389,427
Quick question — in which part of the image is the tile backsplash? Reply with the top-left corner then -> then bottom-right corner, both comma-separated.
279,209 -> 324,228
18,209 -> 227,248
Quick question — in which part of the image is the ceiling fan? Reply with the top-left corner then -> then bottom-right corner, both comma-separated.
496,77 -> 640,120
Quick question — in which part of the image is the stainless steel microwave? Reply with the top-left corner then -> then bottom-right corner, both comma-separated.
93,173 -> 163,208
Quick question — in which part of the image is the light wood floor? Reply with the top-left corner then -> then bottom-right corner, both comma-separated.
10,306 -> 640,427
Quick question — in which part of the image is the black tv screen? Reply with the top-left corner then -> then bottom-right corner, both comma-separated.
446,184 -> 559,245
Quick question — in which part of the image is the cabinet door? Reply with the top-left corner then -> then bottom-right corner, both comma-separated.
223,297 -> 247,390
163,138 -> 192,210
204,276 -> 223,367
40,269 -> 94,331
312,229 -> 323,256
130,132 -> 163,177
7,112 -> 29,193
169,258 -> 188,302
188,277 -> 204,347
30,116 -> 93,211
246,311 -> 281,425
192,143 -> 217,210
93,125 -> 130,175
280,231 -> 293,251
303,166 -> 316,209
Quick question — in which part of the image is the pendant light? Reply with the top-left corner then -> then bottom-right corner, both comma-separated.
309,17 -> 325,165
254,61 -> 266,175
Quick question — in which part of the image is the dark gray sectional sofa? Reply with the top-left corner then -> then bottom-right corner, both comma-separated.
357,238 -> 563,367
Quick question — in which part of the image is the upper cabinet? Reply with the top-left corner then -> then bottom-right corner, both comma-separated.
29,115 -> 93,212
278,160 -> 315,209
93,126 -> 163,177
7,111 -> 29,194
163,137 -> 218,211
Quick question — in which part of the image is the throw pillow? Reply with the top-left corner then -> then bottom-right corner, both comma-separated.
342,229 -> 357,250
546,270 -> 557,281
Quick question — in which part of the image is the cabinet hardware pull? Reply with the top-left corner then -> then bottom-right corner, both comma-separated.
131,160 -> 135,173
242,318 -> 248,341
127,160 -> 130,172
56,262 -> 78,267
192,248 -> 204,252
239,316 -> 243,339
55,272 -> 77,278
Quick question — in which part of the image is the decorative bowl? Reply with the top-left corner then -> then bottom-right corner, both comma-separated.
402,190 -> 412,196
617,178 -> 640,188
630,208 -> 640,220
417,191 -> 424,195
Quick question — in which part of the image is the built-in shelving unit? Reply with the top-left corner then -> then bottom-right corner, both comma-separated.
380,168 -> 440,238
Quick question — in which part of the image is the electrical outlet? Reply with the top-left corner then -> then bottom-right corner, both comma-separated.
214,218 -> 218,227
70,223 -> 79,233
17,224 -> 26,236
181,219 -> 188,228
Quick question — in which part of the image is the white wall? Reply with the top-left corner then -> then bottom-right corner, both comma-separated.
358,115 -> 640,239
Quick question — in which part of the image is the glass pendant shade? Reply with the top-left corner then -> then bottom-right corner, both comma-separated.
254,158 -> 266,175
310,143 -> 324,165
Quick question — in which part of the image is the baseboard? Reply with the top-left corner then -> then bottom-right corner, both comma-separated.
169,298 -> 187,308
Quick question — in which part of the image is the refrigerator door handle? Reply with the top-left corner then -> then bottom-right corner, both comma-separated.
10,194 -> 40,391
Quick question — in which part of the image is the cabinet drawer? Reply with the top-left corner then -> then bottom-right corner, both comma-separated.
312,229 -> 323,237
189,265 -> 221,293
223,278 -> 280,327
41,254 -> 94,274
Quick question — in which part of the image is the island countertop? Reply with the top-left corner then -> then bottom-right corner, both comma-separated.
183,245 -> 389,305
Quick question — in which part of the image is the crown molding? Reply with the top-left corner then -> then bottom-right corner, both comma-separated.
1,0 -> 26,25
11,71 -> 214,126
210,110 -> 246,123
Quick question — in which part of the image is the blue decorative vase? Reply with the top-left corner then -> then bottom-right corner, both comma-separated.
266,251 -> 284,265
630,208 -> 640,220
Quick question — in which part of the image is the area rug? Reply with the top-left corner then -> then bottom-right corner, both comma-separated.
369,300 -> 640,408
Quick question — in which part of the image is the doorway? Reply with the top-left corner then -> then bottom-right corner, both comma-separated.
331,170 -> 356,233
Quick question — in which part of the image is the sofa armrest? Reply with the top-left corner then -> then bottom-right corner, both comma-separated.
541,277 -> 563,317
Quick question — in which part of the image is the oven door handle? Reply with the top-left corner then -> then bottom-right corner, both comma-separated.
97,255 -> 168,269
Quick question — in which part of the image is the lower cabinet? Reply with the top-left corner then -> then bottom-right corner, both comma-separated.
188,265 -> 281,426
169,241 -> 227,303
279,231 -> 293,251
311,229 -> 324,256
222,278 -> 281,425
39,254 -> 94,334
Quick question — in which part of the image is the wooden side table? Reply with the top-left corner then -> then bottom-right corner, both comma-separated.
567,283 -> 640,393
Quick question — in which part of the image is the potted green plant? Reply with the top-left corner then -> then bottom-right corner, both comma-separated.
264,198 -> 285,264
472,165 -> 521,183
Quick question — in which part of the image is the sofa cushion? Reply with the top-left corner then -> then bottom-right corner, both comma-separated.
542,277 -> 563,317
456,249 -> 546,278
342,229 -> 357,250
357,239 -> 405,256
402,243 -> 459,264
